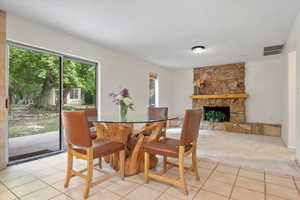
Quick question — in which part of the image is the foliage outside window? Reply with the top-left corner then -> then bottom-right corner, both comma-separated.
9,46 -> 96,110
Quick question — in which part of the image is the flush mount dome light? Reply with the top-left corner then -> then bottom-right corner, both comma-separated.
191,46 -> 205,54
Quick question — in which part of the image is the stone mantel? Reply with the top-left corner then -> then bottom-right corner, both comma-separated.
190,93 -> 248,99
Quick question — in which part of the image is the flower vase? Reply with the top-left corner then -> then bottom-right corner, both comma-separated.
120,104 -> 128,122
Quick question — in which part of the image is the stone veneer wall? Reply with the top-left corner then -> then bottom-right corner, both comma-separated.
187,62 -> 281,136
194,63 -> 245,95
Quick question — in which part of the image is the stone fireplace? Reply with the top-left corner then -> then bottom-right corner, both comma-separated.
189,62 -> 281,136
193,62 -> 246,122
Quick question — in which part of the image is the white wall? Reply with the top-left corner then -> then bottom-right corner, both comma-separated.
6,14 -> 172,116
245,56 -> 284,124
284,10 -> 300,158
295,14 -> 300,161
171,69 -> 193,116
170,58 -> 284,125
281,10 -> 300,149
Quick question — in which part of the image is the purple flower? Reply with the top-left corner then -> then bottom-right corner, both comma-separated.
121,88 -> 129,97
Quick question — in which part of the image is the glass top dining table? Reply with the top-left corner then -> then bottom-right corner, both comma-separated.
88,114 -> 178,124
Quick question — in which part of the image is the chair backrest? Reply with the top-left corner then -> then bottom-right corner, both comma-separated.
148,107 -> 168,120
76,108 -> 97,127
179,109 -> 202,146
62,111 -> 92,147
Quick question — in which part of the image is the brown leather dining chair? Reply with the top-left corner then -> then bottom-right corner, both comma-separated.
146,107 -> 168,137
62,111 -> 125,199
80,108 -> 105,168
76,108 -> 98,140
143,109 -> 202,195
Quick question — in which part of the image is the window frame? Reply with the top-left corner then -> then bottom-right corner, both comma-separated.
149,72 -> 159,107
6,40 -> 99,164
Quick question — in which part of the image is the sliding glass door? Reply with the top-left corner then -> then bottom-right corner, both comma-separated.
7,43 -> 97,162
8,44 -> 61,161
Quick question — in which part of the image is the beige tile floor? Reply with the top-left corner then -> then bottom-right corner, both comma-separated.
1,130 -> 300,200
0,153 -> 300,200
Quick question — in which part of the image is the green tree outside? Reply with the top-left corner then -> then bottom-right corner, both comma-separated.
9,45 -> 96,109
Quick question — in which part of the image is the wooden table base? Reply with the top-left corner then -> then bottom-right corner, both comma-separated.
94,121 -> 165,176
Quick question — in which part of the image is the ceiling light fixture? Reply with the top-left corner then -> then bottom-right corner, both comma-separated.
191,46 -> 205,54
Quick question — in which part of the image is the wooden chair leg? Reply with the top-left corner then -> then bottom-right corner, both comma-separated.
64,145 -> 73,188
144,152 -> 150,184
192,144 -> 200,181
163,156 -> 168,171
99,157 -> 102,169
119,150 -> 125,180
179,146 -> 188,195
84,148 -> 93,199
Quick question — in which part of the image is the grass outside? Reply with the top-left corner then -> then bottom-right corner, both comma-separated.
9,117 -> 59,138
8,104 -> 95,138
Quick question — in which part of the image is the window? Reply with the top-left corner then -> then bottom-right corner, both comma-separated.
149,72 -> 159,107
70,88 -> 79,99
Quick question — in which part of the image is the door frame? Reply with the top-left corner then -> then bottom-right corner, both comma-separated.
6,40 -> 99,164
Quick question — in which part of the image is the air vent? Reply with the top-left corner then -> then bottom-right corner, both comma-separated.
264,44 -> 284,56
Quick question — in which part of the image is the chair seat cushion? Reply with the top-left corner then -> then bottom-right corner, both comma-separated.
73,140 -> 125,158
143,138 -> 190,158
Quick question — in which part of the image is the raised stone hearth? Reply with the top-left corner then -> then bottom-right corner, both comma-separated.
200,121 -> 281,136
168,118 -> 281,136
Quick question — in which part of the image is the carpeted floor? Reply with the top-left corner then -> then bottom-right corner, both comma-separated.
167,128 -> 300,176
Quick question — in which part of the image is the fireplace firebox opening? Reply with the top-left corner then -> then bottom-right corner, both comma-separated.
204,106 -> 230,122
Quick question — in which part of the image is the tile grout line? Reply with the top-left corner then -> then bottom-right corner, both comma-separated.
45,163 -> 105,199
228,169 -> 267,195
0,170 -> 119,200
264,172 -> 300,190
292,176 -> 300,197
38,177 -> 72,200
94,185 -> 125,200
191,162 -> 220,200
227,167 -> 240,200
192,164 -> 238,199
261,172 -> 298,190
42,175 -> 124,200
4,156 -> 300,200
0,179 -> 21,200
64,163 -> 142,200
264,171 -> 266,200
106,180 -> 142,199
153,182 -> 172,200
264,172 -> 300,200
